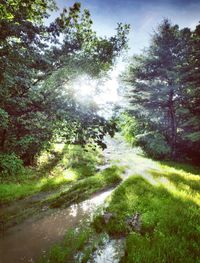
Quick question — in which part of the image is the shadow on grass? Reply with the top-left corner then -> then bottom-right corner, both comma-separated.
159,160 -> 200,175
93,172 -> 200,263
37,146 -> 68,176
150,169 -> 200,192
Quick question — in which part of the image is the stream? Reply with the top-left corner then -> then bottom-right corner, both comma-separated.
0,135 -> 160,263
0,190 -> 113,263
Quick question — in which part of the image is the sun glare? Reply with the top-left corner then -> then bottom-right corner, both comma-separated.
72,70 -> 120,106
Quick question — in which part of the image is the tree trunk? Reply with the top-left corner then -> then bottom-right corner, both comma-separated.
0,129 -> 7,151
168,87 -> 177,159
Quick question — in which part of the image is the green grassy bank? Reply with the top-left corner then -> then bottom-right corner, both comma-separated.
0,143 -> 102,204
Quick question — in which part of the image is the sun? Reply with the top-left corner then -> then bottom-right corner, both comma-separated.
72,70 -> 120,106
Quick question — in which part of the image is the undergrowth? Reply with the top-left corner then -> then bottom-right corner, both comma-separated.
0,143 -> 103,203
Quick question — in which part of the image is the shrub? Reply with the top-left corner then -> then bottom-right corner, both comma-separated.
118,113 -> 141,145
136,132 -> 171,159
0,153 -> 24,177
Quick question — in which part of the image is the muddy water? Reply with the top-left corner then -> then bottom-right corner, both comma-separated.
0,190 -> 113,263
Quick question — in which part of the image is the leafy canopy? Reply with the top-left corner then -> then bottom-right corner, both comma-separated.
0,0 -> 130,166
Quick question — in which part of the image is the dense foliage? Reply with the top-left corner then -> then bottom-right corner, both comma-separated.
121,19 -> 200,162
0,0 -> 129,167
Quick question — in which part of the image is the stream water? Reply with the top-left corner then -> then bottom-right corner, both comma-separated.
90,238 -> 126,263
0,190 -> 113,263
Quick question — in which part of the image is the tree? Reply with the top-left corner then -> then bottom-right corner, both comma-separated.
0,0 -> 129,164
121,19 -> 199,161
177,22 -> 200,161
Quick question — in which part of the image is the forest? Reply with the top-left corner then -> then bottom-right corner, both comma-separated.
0,0 -> 200,263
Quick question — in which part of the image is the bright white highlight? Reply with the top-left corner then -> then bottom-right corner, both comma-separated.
94,71 -> 120,105
72,67 -> 122,106
70,62 -> 126,118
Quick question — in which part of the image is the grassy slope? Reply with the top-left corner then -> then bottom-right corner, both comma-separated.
94,161 -> 200,263
40,161 -> 200,263
0,143 -> 102,204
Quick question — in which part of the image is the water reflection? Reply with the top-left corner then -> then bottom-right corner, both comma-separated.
0,190 -> 112,263
90,238 -> 125,263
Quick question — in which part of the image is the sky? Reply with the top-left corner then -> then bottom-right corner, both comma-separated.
53,0 -> 200,108
56,0 -> 200,54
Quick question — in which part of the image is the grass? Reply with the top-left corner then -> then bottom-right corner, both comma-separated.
37,137 -> 200,263
0,143 -> 103,204
92,162 -> 200,263
43,159 -> 199,263
47,165 -> 123,208
159,160 -> 200,175
0,173 -> 73,204
0,164 -> 123,233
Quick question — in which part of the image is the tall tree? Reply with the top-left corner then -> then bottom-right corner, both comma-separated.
122,19 -> 199,161
178,22 -> 200,160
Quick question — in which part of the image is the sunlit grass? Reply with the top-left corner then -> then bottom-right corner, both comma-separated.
48,165 -> 123,208
91,163 -> 200,262
144,171 -> 200,207
0,143 -> 103,203
0,170 -> 77,203
38,160 -> 200,263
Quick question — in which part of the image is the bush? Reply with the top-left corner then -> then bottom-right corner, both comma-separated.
0,153 -> 24,177
136,132 -> 171,159
118,113 -> 141,145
